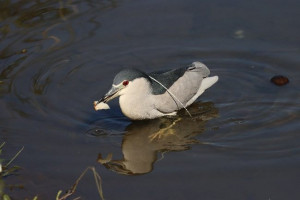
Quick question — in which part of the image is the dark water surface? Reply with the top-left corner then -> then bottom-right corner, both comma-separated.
1,0 -> 300,199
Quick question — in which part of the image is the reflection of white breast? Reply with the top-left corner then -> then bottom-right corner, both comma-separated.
122,137 -> 155,174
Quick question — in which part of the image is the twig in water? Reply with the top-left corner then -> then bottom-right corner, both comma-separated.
5,146 -> 24,168
56,166 -> 104,200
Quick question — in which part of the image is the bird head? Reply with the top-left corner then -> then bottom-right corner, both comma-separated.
94,68 -> 150,110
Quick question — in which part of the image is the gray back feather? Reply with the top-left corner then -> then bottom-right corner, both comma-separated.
113,62 -> 210,95
149,62 -> 210,95
149,67 -> 187,95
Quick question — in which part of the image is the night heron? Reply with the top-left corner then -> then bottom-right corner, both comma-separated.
94,61 -> 218,120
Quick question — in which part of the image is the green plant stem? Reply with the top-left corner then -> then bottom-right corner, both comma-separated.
5,146 -> 24,168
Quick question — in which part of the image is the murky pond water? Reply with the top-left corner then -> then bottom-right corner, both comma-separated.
1,0 -> 300,199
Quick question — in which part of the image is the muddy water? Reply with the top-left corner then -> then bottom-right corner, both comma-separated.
1,0 -> 300,199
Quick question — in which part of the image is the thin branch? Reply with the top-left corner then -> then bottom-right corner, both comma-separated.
57,167 -> 105,200
5,146 -> 24,168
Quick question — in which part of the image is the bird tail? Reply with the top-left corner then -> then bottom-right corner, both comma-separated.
200,76 -> 219,91
185,75 -> 219,107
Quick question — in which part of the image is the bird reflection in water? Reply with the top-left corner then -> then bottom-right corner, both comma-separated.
97,102 -> 218,175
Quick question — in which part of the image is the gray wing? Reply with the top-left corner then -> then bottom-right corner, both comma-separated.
148,62 -> 210,95
150,62 -> 210,113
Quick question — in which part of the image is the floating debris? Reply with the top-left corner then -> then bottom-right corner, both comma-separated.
21,49 -> 27,53
270,75 -> 289,86
94,101 -> 110,110
234,29 -> 245,39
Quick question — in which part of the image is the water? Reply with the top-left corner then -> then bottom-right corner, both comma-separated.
1,0 -> 300,199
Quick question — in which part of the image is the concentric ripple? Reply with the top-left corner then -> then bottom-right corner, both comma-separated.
2,39 -> 299,161
195,55 -> 300,159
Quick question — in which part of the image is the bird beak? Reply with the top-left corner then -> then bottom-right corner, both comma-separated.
94,85 -> 123,106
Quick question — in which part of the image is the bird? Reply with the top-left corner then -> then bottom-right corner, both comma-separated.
94,61 -> 218,120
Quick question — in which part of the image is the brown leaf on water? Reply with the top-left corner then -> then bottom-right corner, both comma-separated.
270,75 -> 289,86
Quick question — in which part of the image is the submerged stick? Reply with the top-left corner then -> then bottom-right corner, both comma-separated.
57,166 -> 104,200
5,146 -> 24,168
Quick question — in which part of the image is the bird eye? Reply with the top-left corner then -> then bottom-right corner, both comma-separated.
123,80 -> 129,86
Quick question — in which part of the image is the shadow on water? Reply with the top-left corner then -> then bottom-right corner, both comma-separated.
95,102 -> 218,175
